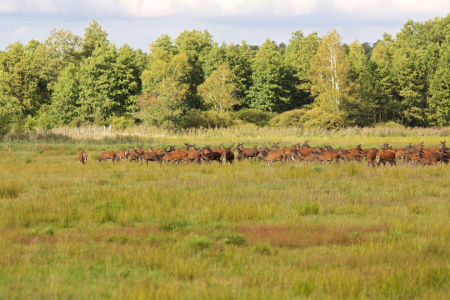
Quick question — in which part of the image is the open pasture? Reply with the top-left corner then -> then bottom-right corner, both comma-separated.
1,133 -> 450,299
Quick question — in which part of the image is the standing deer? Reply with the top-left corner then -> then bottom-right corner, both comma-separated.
78,151 -> 88,165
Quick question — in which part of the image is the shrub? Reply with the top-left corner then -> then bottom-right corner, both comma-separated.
187,235 -> 212,251
270,109 -> 306,127
108,116 -> 135,130
224,234 -> 246,246
235,109 -> 271,127
301,108 -> 351,129
183,110 -> 234,128
159,220 -> 189,232
374,121 -> 405,129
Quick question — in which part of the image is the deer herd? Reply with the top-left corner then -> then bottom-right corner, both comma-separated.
77,140 -> 450,167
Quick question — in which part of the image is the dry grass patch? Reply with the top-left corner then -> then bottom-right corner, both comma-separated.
238,223 -> 386,248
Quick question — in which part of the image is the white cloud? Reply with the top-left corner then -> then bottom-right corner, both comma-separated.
332,0 -> 450,14
13,26 -> 32,36
0,0 -> 319,17
0,0 -> 57,13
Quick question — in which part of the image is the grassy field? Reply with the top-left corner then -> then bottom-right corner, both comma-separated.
1,130 -> 450,299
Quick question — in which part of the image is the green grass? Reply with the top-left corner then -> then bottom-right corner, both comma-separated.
1,135 -> 450,299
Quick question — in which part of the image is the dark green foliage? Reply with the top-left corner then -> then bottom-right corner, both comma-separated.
2,17 -> 450,131
160,220 -> 189,232
235,109 -> 272,126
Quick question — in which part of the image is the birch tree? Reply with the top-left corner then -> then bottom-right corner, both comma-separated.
310,29 -> 350,114
197,63 -> 240,112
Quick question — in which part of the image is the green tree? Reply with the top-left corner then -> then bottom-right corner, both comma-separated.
74,44 -> 144,124
174,30 -> 213,109
33,28 -> 83,101
429,39 -> 450,125
0,42 -> 41,131
136,48 -> 191,129
49,63 -> 80,125
248,38 -> 289,112
197,63 -> 240,112
310,29 -> 350,114
284,31 -> 320,108
83,20 -> 109,58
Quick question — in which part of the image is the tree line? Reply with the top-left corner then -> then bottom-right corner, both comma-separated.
1,16 -> 450,133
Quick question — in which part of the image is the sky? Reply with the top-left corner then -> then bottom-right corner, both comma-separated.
0,0 -> 449,51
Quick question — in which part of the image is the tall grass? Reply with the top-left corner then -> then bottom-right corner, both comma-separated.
1,138 -> 450,299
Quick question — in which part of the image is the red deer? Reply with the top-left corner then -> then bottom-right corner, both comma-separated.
293,151 -> 320,165
161,149 -> 189,165
270,141 -> 281,149
257,149 -> 286,167
366,148 -> 378,167
237,143 -> 259,161
185,148 -> 202,164
98,151 -> 117,163
361,147 -> 378,157
222,143 -> 235,164
114,150 -> 129,162
375,150 -> 396,166
200,148 -> 222,164
338,149 -> 363,162
132,151 -> 163,166
311,151 -> 340,165
210,144 -> 226,157
379,143 -> 390,150
184,143 -> 196,151
78,151 -> 88,165
415,151 -> 437,166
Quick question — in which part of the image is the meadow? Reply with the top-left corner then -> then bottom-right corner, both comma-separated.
1,127 -> 450,299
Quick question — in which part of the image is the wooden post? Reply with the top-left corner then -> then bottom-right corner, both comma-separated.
144,125 -> 146,137
104,126 -> 106,134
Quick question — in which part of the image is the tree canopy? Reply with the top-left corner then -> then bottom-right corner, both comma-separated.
2,16 -> 450,131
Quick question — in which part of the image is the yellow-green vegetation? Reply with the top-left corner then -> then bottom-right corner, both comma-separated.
1,133 -> 450,299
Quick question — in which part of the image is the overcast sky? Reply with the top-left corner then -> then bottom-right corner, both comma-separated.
0,0 -> 449,51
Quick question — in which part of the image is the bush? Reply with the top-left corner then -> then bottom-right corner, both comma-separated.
70,117 -> 85,128
374,121 -> 405,129
159,220 -> 189,232
187,235 -> 212,251
108,116 -> 135,130
235,109 -> 271,127
301,108 -> 350,129
224,234 -> 246,246
270,109 -> 306,127
183,110 -> 234,128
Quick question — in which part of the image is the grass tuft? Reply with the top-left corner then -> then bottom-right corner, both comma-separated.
0,182 -> 23,198
159,220 -> 189,232
224,234 -> 246,246
297,201 -> 320,216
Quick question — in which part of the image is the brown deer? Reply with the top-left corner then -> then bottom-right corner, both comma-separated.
311,151 -> 340,165
98,151 -> 117,163
375,150 -> 396,166
132,151 -> 163,166
200,148 -> 222,164
114,150 -> 129,162
161,148 -> 189,165
293,151 -> 320,165
78,151 -> 88,165
222,143 -> 235,164
415,151 -> 437,166
366,148 -> 378,167
338,149 -> 363,162
257,149 -> 286,167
